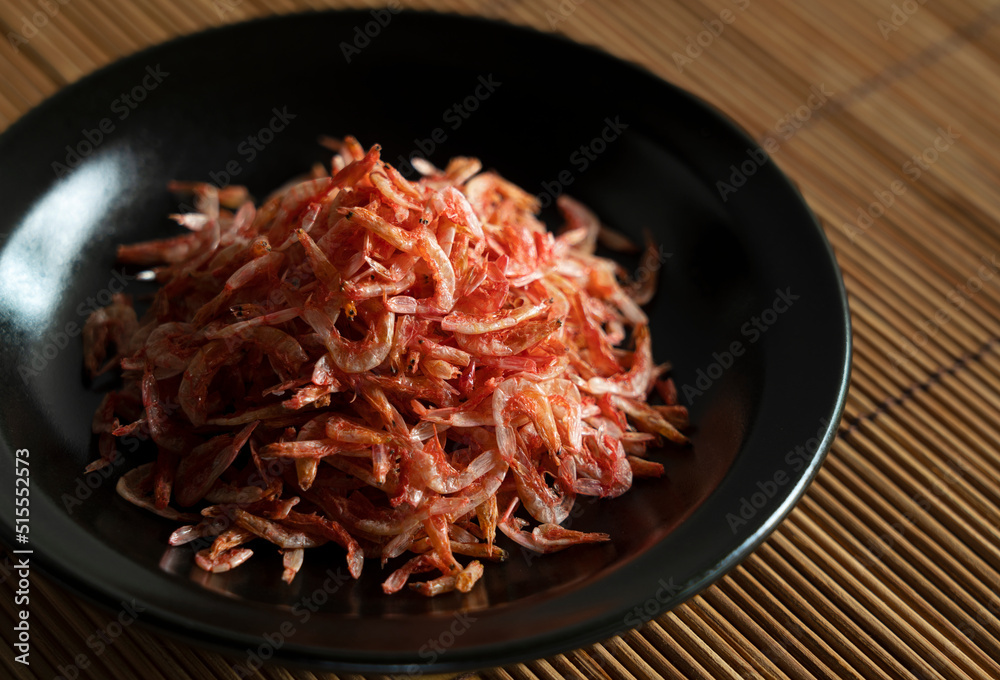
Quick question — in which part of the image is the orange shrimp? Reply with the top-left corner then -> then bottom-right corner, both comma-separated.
442,298 -> 548,334
82,293 -> 138,376
174,421 -> 258,506
116,463 -> 199,522
86,137 -> 688,595
305,303 -> 395,374
177,340 -> 242,426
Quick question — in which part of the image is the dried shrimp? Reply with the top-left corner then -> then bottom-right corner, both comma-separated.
85,137 -> 688,596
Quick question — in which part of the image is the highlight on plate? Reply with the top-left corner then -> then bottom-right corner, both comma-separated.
82,136 -> 690,596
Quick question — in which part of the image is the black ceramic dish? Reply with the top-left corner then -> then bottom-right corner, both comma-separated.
0,10 -> 850,673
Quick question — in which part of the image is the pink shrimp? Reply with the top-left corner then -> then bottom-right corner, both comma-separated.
283,384 -> 334,410
258,439 -> 370,459
410,559 -> 484,596
455,259 -> 508,314
116,464 -> 199,522
266,177 -> 335,246
83,294 -> 138,376
382,553 -> 440,594
611,395 -> 689,445
629,456 -> 665,477
330,143 -> 381,188
434,186 -> 484,240
247,326 -> 309,379
342,206 -> 419,253
232,509 -> 327,549
414,227 -> 457,314
442,298 -> 548,334
493,378 -> 574,524
281,548 -> 305,583
193,525 -> 258,572
454,318 -> 560,357
324,415 -> 394,445
411,436 -> 501,494
384,162 -> 423,199
305,304 -> 395,374
344,268 -> 416,301
204,307 -> 302,340
583,323 -> 654,398
498,516 -> 609,553
195,547 -> 254,573
295,228 -> 340,294
576,430 -> 633,498
371,170 -> 421,211
192,249 -> 286,326
117,232 -> 207,265
443,156 -> 481,184
463,171 -> 539,216
177,340 -> 243,426
168,515 -> 228,546
141,365 -> 190,454
144,321 -> 199,378
204,481 -> 268,504
284,511 -> 364,578
174,421 -> 258,506
556,195 -> 601,255
89,138 -> 688,595
476,494 -> 499,550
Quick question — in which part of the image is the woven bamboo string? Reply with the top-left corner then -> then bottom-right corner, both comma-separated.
600,636 -> 665,680
3,0 -> 1000,678
849,348 -> 1000,495
844,370 -> 1000,543
737,550 -> 898,680
670,605 -> 764,679
714,574 -> 856,680
838,234 -> 1000,370
834,429 -> 1000,593
766,530 -> 953,680
832,458 -> 997,616
680,597 -> 792,680
822,446 -> 1000,624
788,513 -> 999,679
696,587 -> 808,679
799,493 -> 1000,663
619,629 -> 688,679
848,306 -> 1000,444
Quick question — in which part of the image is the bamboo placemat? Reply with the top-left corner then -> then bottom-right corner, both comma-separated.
3,0 -> 1000,678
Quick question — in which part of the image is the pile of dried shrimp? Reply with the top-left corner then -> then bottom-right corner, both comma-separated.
84,136 -> 688,596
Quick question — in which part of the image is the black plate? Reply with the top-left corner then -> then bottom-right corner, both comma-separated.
0,10 -> 850,673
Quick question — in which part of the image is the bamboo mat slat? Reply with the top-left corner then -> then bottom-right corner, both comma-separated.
3,0 -> 1000,678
